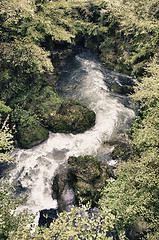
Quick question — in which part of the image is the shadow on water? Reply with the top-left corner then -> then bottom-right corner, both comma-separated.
0,161 -> 15,179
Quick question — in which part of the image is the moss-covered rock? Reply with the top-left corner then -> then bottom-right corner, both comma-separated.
17,121 -> 48,149
11,108 -> 49,149
48,99 -> 95,133
27,86 -> 63,116
48,100 -> 95,134
29,87 -> 96,134
52,155 -> 112,209
68,155 -> 112,206
11,86 -> 95,148
111,142 -> 137,162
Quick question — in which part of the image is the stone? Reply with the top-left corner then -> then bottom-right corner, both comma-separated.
30,87 -> 96,134
45,99 -> 96,134
68,156 -> 112,206
52,155 -> 112,209
12,108 -> 49,149
110,84 -> 134,95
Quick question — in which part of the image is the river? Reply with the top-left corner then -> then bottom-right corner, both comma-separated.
9,47 -> 135,224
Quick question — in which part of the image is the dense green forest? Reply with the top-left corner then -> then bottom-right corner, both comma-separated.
0,0 -> 159,239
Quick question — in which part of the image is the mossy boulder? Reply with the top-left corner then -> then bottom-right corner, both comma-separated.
111,142 -> 137,162
11,108 -> 49,149
48,99 -> 96,134
17,121 -> 48,149
27,86 -> 63,120
68,155 -> 112,206
52,156 -> 112,209
30,87 -> 96,134
11,86 -> 95,148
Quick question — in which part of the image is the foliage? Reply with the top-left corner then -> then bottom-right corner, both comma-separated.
0,179 -> 34,240
132,57 -> 159,152
71,0 -> 159,76
97,2 -> 159,239
0,0 -> 159,239
0,117 -> 14,163
100,148 -> 159,238
0,101 -> 14,163
0,114 -> 34,240
0,102 -> 12,118
0,0 -> 76,102
133,57 -> 159,108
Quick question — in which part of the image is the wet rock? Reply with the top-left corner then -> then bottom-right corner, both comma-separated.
61,184 -> 75,212
30,86 -> 96,134
45,99 -> 96,134
13,86 -> 95,148
52,169 -> 75,212
68,155 -> 112,206
105,135 -> 137,159
111,142 -> 138,162
52,156 -> 112,209
17,122 -> 49,149
110,84 -> 134,95
12,108 -> 49,149
108,73 -> 135,95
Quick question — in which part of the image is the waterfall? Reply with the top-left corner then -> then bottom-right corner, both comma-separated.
9,48 -> 135,223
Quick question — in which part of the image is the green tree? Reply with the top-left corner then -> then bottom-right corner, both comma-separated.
0,111 -> 34,239
0,1 -> 159,239
0,102 -> 13,163
0,0 -> 76,102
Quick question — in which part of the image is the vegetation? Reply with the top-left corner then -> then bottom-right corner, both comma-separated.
0,0 -> 159,239
53,155 -> 112,209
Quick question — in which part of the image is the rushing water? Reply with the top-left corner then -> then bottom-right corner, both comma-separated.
9,48 -> 135,223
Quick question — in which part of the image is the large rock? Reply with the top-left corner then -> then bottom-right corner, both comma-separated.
110,84 -> 134,95
12,86 -> 95,148
48,99 -> 96,134
52,156 -> 112,209
109,75 -> 134,95
111,142 -> 138,162
30,86 -> 96,134
52,166 -> 76,212
68,155 -> 112,206
12,108 -> 49,149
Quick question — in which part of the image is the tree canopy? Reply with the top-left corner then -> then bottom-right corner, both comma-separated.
0,0 -> 159,239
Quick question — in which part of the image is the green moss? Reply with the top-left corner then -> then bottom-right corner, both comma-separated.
17,121 -> 49,149
10,86 -> 95,148
34,97 -> 96,134
11,107 -> 49,149
29,86 -> 63,120
112,142 -> 138,162
68,155 -> 112,206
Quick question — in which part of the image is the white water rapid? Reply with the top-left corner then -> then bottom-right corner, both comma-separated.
9,48 -> 135,224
